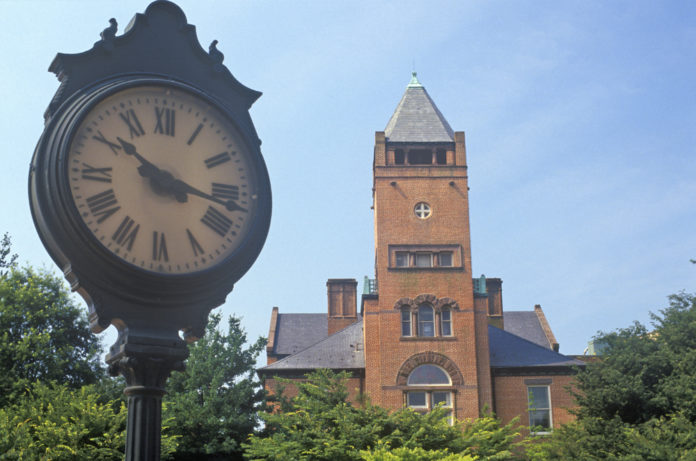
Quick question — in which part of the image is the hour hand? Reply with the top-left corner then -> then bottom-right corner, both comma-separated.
116,137 -> 160,178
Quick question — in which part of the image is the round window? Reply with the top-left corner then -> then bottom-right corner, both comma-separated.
414,202 -> 431,219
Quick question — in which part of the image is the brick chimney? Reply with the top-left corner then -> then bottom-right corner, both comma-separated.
327,279 -> 358,335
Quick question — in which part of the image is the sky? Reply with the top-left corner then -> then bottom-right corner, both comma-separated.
1,0 -> 694,357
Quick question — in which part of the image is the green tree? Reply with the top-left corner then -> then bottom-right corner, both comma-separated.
0,233 -> 17,276
0,265 -> 104,406
361,444 -> 475,461
528,291 -> 696,460
244,369 -> 520,461
573,292 -> 696,424
164,313 -> 266,460
0,381 -> 177,460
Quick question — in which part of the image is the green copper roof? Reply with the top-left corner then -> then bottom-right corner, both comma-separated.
407,71 -> 423,88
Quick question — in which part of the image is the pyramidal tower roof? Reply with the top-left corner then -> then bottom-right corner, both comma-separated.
384,72 -> 455,143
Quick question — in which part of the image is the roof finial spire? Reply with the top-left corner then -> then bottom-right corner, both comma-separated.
408,71 -> 423,88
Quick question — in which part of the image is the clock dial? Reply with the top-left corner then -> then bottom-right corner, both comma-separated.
67,85 -> 259,274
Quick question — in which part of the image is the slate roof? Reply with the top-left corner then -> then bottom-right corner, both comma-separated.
272,313 -> 327,356
503,311 -> 552,349
488,325 -> 584,369
261,317 -> 580,373
384,73 -> 455,143
260,320 -> 364,371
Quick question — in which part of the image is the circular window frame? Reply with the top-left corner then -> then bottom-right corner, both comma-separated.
414,202 -> 432,219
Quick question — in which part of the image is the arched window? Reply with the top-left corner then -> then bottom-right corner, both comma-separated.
418,305 -> 434,337
440,308 -> 452,336
401,308 -> 412,336
406,365 -> 454,424
396,296 -> 459,339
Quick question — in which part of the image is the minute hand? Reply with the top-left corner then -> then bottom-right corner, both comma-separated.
170,179 -> 247,212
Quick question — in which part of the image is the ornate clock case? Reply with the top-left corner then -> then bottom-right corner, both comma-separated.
29,1 -> 271,341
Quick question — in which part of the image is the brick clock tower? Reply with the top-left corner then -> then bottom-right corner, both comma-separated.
362,73 -> 492,419
261,73 -> 581,430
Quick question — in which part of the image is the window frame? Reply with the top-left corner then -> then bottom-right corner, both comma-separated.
406,364 -> 454,425
417,304 -> 435,337
440,309 -> 452,336
401,308 -> 412,337
400,305 -> 455,339
395,251 -> 410,267
414,252 -> 433,268
414,202 -> 432,219
388,245 -> 462,270
438,251 -> 453,267
527,385 -> 552,434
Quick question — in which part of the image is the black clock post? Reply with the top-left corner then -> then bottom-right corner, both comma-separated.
29,2 -> 271,460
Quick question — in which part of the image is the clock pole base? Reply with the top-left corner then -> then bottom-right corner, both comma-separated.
107,329 -> 189,461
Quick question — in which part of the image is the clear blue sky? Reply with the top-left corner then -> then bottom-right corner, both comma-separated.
1,1 -> 694,356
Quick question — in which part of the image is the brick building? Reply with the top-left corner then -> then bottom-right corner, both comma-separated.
259,73 -> 583,430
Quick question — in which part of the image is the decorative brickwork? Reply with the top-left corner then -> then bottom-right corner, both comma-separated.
395,352 -> 464,386
393,294 -> 460,311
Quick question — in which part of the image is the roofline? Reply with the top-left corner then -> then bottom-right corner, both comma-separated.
491,364 -> 584,377
534,304 -> 559,352
266,306 -> 279,355
383,141 -> 456,146
258,367 -> 365,378
257,318 -> 363,372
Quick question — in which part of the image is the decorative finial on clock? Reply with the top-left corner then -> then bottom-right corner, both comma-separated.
99,18 -> 118,52
101,18 -> 118,41
209,40 -> 225,71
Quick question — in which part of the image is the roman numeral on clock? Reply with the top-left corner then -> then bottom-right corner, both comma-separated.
204,152 -> 231,169
86,189 -> 121,223
186,228 -> 204,256
119,109 -> 145,138
92,130 -> 121,155
211,183 -> 240,201
81,163 -> 112,183
154,107 -> 176,136
187,123 -> 203,145
200,206 -> 233,237
112,216 -> 139,251
152,231 -> 169,262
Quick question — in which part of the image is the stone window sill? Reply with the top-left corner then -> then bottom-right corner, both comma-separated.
400,336 -> 456,342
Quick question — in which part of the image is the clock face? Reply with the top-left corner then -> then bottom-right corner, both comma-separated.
66,85 -> 260,275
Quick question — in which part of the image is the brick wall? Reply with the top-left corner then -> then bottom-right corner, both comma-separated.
364,131 -> 493,419
493,374 -> 578,430
263,375 -> 365,405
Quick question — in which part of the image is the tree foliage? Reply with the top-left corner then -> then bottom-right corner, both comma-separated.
528,291 -> 696,460
164,312 -> 266,460
361,444 -> 476,461
0,381 -> 177,460
0,233 -> 17,277
245,369 -> 520,461
0,265 -> 104,407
